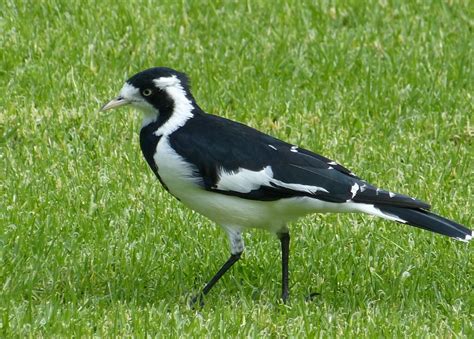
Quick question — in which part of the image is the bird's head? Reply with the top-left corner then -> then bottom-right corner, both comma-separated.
101,67 -> 195,125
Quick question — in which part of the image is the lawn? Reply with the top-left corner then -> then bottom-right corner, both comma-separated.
1,0 -> 473,336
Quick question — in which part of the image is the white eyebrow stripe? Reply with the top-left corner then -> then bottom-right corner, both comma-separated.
153,76 -> 180,88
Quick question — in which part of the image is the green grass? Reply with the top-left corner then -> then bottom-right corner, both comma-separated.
1,0 -> 473,336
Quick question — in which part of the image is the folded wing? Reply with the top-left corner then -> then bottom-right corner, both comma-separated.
169,113 -> 430,210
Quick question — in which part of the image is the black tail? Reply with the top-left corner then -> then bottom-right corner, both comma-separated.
376,205 -> 472,242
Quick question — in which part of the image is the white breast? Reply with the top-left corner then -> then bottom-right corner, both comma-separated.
153,137 -> 285,231
153,136 -> 201,193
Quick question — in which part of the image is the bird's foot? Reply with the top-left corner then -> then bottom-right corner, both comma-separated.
188,293 -> 205,309
281,292 -> 290,304
305,292 -> 321,302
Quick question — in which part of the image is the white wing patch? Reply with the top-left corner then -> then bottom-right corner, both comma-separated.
268,145 -> 277,150
216,166 -> 329,195
271,177 -> 329,194
290,146 -> 298,153
216,166 -> 274,193
350,183 -> 360,199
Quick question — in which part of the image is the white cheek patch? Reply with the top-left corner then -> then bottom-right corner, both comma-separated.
119,82 -> 157,124
153,76 -> 181,89
120,82 -> 140,98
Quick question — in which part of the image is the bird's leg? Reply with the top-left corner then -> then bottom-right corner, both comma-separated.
190,252 -> 242,307
278,232 -> 290,303
190,228 -> 244,307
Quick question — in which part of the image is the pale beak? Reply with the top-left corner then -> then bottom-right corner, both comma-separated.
100,96 -> 131,111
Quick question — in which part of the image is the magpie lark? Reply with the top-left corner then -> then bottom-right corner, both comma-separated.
101,67 -> 472,305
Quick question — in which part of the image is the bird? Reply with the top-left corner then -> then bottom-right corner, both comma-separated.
101,67 -> 472,306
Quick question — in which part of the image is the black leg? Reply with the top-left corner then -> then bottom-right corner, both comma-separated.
278,232 -> 290,303
190,252 -> 242,307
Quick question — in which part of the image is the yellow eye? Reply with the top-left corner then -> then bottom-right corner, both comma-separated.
143,89 -> 152,96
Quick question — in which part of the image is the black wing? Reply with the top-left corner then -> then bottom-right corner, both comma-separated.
169,112 -> 430,210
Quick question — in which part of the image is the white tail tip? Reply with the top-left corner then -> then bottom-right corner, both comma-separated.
456,232 -> 472,242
